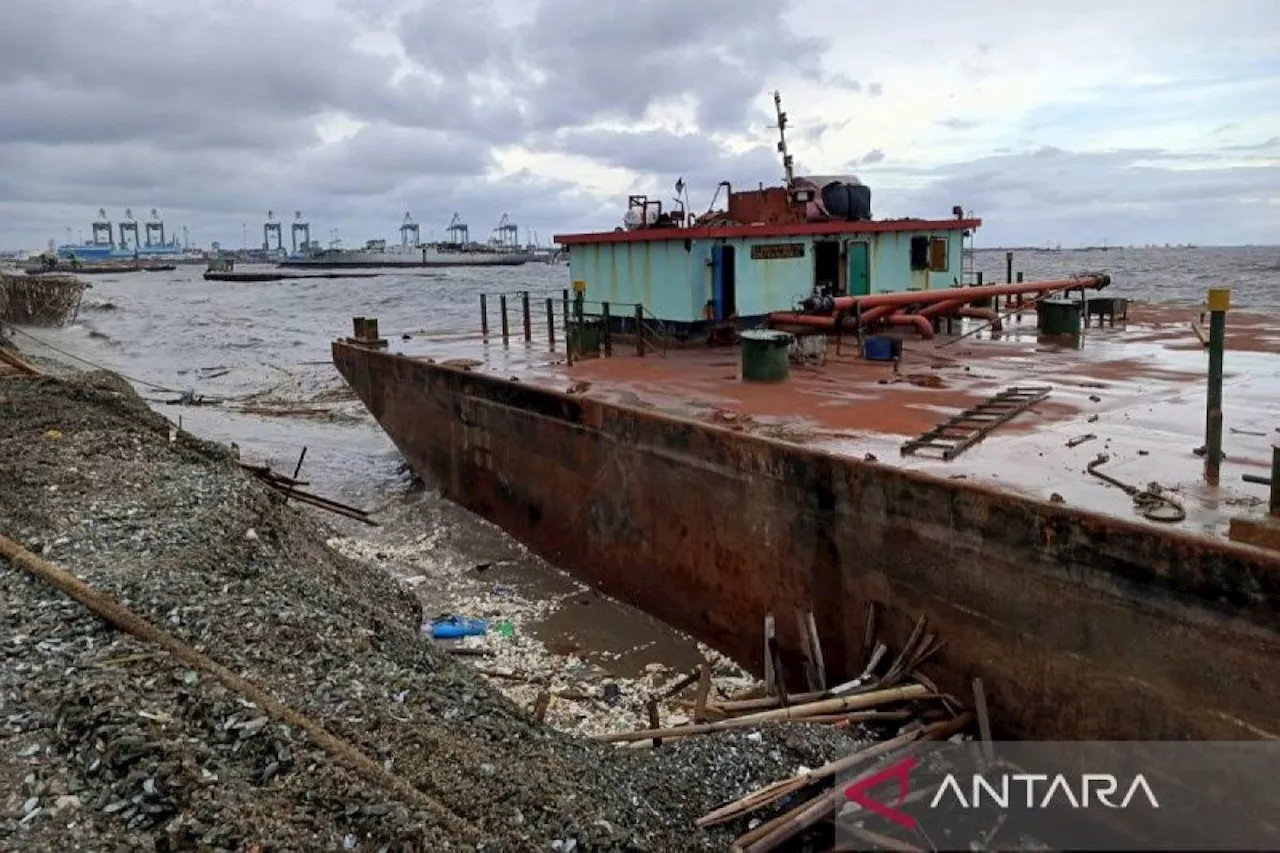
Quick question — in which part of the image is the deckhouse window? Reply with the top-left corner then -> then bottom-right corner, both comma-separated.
929,237 -> 949,271
910,236 -> 929,270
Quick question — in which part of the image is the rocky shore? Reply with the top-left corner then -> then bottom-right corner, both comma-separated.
0,369 -> 867,851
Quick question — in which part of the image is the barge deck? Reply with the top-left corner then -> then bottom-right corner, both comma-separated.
354,302 -> 1280,539
334,300 -> 1280,742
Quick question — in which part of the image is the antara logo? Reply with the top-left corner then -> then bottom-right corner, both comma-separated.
932,772 -> 1161,810
844,756 -> 1160,832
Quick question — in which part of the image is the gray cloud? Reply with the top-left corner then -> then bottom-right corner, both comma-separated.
0,0 -> 1275,251
394,0 -> 823,135
1220,136 -> 1280,151
0,0 -> 824,248
882,147 -> 1280,246
534,129 -> 781,184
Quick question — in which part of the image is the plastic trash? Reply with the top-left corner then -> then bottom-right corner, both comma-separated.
429,616 -> 487,639
495,620 -> 515,640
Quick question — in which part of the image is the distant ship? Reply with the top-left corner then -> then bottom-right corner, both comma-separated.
279,239 -> 532,269
278,213 -> 532,269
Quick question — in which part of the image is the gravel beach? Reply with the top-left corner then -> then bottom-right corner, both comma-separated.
0,367 -> 871,852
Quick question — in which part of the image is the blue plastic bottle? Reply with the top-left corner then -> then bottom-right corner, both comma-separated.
430,616 -> 488,639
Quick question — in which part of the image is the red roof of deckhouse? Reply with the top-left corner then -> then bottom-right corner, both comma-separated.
554,217 -> 982,246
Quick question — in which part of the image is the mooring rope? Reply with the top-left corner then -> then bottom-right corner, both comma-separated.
1086,454 -> 1187,523
3,325 -> 189,395
0,533 -> 481,841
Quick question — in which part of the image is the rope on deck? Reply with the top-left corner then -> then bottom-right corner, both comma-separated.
1086,454 -> 1187,523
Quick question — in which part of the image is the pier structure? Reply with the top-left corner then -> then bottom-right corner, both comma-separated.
263,210 -> 284,253
117,208 -> 140,250
399,212 -> 420,247
145,208 -> 166,247
493,213 -> 520,250
290,211 -> 310,254
91,209 -> 113,246
445,213 -> 469,247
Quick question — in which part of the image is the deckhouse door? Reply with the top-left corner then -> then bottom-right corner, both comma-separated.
711,245 -> 737,320
846,241 -> 870,296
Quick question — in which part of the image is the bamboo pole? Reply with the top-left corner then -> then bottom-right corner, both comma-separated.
0,533 -> 479,840
595,683 -> 930,744
0,345 -> 42,377
711,689 -> 827,715
740,713 -> 972,852
699,727 -> 925,828
707,712 -> 973,837
740,788 -> 835,852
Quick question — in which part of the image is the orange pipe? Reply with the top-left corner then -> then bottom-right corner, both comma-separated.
768,312 -> 841,328
957,306 -> 1001,330
854,305 -> 897,326
917,299 -> 966,319
769,305 -> 898,329
771,307 -> 935,338
888,313 -> 934,339
818,275 -> 1108,312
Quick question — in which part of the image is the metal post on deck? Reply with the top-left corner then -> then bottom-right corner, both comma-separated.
1271,445 -> 1280,517
1204,287 -> 1229,485
562,289 -> 573,366
602,301 -> 612,357
546,297 -> 556,350
480,294 -> 488,337
521,291 -> 532,342
634,304 -> 645,357
1242,445 -> 1280,516
499,294 -> 510,345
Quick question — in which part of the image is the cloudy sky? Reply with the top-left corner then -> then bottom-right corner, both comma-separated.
1,0 -> 1277,251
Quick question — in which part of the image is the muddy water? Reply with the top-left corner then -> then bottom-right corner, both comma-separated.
7,260 -> 723,709
6,245 -> 1277,693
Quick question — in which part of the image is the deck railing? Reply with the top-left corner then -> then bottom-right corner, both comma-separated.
478,289 -> 671,364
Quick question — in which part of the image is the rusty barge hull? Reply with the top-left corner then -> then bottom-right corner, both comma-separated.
333,341 -> 1280,741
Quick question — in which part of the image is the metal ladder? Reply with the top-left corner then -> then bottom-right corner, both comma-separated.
900,385 -> 1052,460
961,218 -> 978,285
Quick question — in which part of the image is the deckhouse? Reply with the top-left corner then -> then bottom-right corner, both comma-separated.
552,94 -> 981,336
554,197 -> 980,334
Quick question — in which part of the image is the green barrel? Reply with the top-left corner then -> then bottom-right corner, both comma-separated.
1037,299 -> 1082,335
568,319 -> 602,356
740,330 -> 793,382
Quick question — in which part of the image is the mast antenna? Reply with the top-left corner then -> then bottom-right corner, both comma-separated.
773,90 -> 795,188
